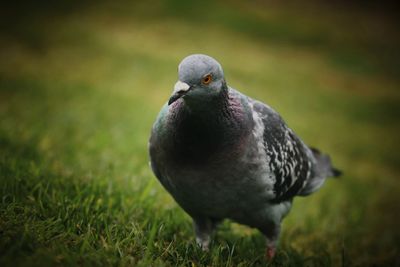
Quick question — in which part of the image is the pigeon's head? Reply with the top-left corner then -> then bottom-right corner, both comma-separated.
168,54 -> 227,106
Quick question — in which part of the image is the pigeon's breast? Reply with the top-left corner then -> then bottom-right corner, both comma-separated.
153,94 -> 277,222
160,132 -> 277,222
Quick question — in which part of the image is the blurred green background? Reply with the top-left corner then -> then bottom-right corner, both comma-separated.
0,1 -> 399,266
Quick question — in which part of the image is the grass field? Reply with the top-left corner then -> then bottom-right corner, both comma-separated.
1,1 -> 399,266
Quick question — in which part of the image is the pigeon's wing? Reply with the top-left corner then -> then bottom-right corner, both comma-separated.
250,99 -> 315,202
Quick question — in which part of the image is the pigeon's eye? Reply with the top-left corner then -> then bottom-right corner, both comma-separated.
202,74 -> 212,85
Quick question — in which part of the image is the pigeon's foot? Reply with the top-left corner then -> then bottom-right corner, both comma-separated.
265,245 -> 276,260
196,236 -> 210,251
194,218 -> 218,252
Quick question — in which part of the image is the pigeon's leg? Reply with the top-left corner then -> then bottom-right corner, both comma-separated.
259,221 -> 281,260
260,200 -> 292,259
193,218 -> 219,251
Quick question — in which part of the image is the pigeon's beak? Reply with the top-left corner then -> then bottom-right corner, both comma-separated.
168,81 -> 192,105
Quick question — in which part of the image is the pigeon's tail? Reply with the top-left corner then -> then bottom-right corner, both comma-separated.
310,147 -> 342,178
298,147 -> 342,196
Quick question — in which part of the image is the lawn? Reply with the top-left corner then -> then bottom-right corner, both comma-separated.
0,1 -> 399,266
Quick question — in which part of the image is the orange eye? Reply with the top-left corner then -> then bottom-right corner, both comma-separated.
202,74 -> 212,85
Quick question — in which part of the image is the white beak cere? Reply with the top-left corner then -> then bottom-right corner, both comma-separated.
173,80 -> 190,94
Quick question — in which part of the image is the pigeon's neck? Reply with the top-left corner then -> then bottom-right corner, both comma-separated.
169,89 -> 247,166
184,89 -> 231,120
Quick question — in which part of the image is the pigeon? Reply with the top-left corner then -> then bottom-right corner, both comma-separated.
149,54 -> 341,259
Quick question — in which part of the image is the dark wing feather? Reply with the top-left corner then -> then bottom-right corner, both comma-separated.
251,100 -> 314,202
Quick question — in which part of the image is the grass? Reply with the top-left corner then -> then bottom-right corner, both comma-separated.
0,1 -> 399,266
